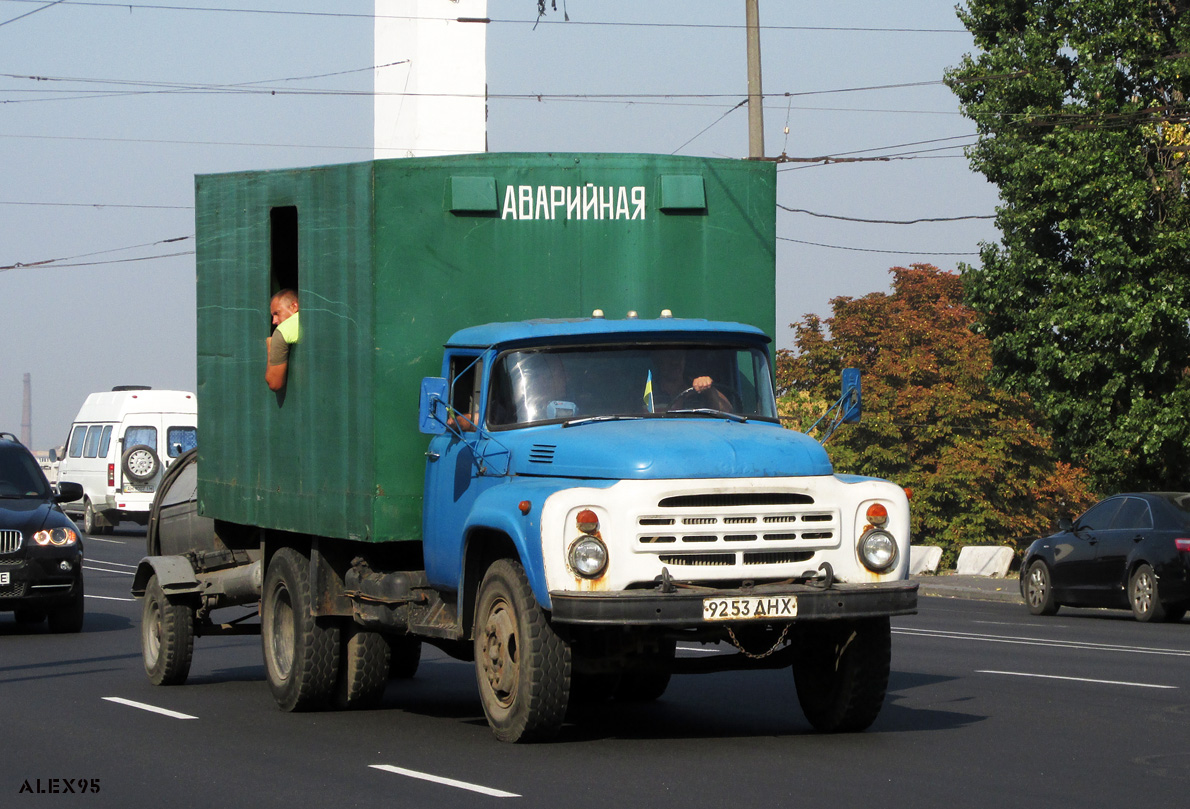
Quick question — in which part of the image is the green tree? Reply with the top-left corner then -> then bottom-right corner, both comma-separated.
778,265 -> 1095,563
946,0 -> 1190,491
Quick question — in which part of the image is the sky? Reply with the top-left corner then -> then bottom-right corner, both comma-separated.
0,0 -> 1001,451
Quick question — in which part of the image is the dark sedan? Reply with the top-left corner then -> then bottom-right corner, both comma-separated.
1021,492 -> 1190,622
1,433 -> 86,632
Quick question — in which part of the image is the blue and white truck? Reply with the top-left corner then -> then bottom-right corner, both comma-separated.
134,153 -> 916,742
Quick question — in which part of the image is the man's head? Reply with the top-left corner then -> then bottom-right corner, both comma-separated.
270,289 -> 299,326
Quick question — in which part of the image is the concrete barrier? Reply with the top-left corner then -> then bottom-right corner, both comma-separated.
955,545 -> 1015,577
909,545 -> 942,575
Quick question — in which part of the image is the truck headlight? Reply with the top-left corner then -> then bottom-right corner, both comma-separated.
569,536 -> 608,578
859,529 -> 897,573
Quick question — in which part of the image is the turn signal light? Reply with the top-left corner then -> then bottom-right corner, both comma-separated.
1176,538 -> 1190,553
576,509 -> 599,535
108,463 -> 115,487
865,503 -> 889,528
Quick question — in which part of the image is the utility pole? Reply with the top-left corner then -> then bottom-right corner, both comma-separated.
745,0 -> 765,159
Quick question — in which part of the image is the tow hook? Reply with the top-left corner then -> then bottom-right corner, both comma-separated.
801,562 -> 835,589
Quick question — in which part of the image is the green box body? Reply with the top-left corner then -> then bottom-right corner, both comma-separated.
195,153 -> 777,543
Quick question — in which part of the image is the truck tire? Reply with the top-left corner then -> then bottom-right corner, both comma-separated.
142,574 -> 194,686
792,617 -> 891,733
262,547 -> 340,712
334,624 -> 390,709
387,634 -> 422,680
474,558 -> 571,743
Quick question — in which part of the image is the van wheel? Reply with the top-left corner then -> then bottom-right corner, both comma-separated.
262,547 -> 340,711
474,559 -> 571,742
123,444 -> 159,482
83,499 -> 97,535
142,574 -> 195,685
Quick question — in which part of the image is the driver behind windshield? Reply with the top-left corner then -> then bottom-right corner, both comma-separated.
645,349 -> 732,413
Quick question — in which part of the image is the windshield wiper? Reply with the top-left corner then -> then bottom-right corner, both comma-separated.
663,408 -> 748,423
562,415 -> 646,428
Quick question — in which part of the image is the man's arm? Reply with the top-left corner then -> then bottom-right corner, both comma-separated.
266,334 -> 290,390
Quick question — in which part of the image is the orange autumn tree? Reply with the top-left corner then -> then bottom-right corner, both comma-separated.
777,264 -> 1095,564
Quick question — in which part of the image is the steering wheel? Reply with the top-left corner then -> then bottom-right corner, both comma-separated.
668,383 -> 739,413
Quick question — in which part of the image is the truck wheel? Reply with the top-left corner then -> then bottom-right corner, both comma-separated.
474,559 -> 571,742
334,624 -> 390,709
387,634 -> 422,679
262,548 -> 341,711
47,577 -> 85,634
142,574 -> 194,685
792,617 -> 891,733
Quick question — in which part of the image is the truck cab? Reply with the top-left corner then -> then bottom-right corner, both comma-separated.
417,315 -> 915,739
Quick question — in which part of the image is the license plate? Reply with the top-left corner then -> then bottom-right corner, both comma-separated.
0,572 -> 9,585
703,595 -> 797,621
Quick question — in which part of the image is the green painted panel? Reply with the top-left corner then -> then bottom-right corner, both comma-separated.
195,153 -> 776,543
658,174 -> 707,210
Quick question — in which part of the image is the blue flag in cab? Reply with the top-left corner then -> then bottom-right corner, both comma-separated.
643,370 -> 654,413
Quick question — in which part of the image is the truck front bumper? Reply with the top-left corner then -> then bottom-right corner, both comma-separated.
549,579 -> 917,626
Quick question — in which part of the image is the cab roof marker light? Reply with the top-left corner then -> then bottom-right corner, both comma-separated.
626,310 -> 638,319
592,309 -> 605,318
660,309 -> 673,318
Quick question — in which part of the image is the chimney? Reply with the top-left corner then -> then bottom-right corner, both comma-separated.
374,0 -> 488,158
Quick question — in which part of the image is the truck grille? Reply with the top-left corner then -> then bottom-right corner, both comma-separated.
0,530 -> 23,555
635,492 -> 839,570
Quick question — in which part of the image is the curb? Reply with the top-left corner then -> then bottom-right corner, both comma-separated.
913,575 -> 1024,605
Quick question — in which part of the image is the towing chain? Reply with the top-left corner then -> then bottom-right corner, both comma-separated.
725,623 -> 792,659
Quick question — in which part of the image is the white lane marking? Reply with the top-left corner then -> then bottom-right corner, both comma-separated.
894,627 -> 1190,658
103,697 -> 197,719
677,645 -> 725,655
978,670 -> 1177,690
84,537 -> 127,544
87,560 -> 138,569
85,594 -> 136,602
83,565 -> 134,576
370,765 -> 519,798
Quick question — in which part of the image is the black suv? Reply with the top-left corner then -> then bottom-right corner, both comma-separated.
0,432 -> 85,632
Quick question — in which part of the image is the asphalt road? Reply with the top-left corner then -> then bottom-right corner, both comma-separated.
4,531 -> 1189,808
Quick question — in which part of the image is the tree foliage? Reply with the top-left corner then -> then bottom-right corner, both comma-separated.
778,265 -> 1095,562
946,0 -> 1190,491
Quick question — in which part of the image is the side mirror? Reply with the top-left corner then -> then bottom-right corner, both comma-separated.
418,377 -> 449,435
55,481 -> 84,504
1059,517 -> 1073,532
840,368 -> 862,423
54,445 -> 66,462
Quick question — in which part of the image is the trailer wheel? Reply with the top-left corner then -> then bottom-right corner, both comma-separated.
387,634 -> 422,680
474,559 -> 571,742
262,547 -> 340,711
792,617 -> 890,733
142,574 -> 194,685
334,624 -> 390,709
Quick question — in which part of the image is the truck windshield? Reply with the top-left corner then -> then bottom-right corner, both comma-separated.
487,344 -> 778,428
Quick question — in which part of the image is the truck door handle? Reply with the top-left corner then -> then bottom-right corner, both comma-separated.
425,451 -> 440,461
